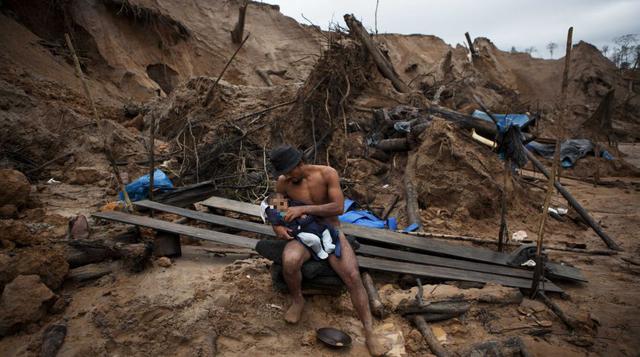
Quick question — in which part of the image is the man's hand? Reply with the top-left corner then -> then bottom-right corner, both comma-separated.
284,206 -> 306,222
273,225 -> 294,240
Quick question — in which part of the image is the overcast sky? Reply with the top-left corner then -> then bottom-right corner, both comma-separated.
263,0 -> 640,59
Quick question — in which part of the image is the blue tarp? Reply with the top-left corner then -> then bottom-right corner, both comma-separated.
339,198 -> 393,229
472,110 -> 532,132
119,169 -> 174,202
339,199 -> 387,229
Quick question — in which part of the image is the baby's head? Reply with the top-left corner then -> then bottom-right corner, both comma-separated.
267,193 -> 289,212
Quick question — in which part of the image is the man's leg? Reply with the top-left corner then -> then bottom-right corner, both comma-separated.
282,239 -> 311,323
328,233 -> 388,356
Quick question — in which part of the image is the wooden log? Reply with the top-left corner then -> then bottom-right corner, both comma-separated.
399,301 -> 470,316
427,104 -> 498,138
343,14 -> 412,93
411,315 -> 450,357
525,150 -> 621,250
362,272 -> 385,318
68,240 -> 152,271
231,1 -> 248,44
67,262 -> 117,282
538,292 -> 577,330
404,152 -> 422,230
465,32 -> 477,57
375,138 -> 409,152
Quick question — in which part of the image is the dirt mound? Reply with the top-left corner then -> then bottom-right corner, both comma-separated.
413,119 -> 540,227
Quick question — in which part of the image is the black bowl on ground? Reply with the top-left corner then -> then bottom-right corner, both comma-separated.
316,327 -> 352,348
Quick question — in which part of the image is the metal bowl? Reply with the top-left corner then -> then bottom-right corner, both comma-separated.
316,327 -> 352,348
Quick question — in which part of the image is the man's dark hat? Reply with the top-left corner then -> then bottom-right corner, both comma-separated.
270,145 -> 303,176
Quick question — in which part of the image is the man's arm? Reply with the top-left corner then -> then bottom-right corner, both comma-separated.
284,168 -> 344,221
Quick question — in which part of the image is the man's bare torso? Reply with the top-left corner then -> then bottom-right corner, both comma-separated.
276,165 -> 340,226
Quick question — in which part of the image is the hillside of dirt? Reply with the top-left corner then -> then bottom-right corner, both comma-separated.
1,1 -> 639,356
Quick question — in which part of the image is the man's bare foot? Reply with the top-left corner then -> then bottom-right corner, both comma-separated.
284,299 -> 305,324
365,330 -> 389,357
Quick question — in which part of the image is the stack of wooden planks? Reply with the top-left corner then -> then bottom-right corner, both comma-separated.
92,196 -> 588,293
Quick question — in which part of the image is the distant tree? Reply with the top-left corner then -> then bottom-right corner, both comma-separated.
612,34 -> 638,67
524,46 -> 537,55
510,46 -> 517,53
546,42 -> 558,58
601,45 -> 609,57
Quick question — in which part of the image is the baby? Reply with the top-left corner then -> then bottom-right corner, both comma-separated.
261,193 -> 339,260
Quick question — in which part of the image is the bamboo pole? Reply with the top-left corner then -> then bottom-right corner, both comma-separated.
64,33 -> 133,211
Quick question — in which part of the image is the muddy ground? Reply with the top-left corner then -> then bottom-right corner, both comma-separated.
1,1 -> 640,356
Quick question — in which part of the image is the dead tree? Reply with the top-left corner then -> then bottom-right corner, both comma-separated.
344,14 -> 412,93
231,1 -> 249,44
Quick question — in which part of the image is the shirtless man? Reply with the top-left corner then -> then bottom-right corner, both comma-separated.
269,145 -> 387,356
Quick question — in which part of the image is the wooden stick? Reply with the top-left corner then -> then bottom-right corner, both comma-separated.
361,272 -> 385,318
64,33 -> 133,211
465,32 -> 477,57
343,14 -> 412,93
560,27 -> 574,99
531,139 -> 560,295
404,152 -> 422,230
526,150 -> 621,250
538,292 -> 576,330
412,315 -> 450,357
375,138 -> 409,152
149,114 -> 156,201
498,158 -> 509,252
204,33 -> 250,106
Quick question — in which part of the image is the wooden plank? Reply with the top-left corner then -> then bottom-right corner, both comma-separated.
92,211 -> 257,249
200,196 -> 261,216
198,196 -> 586,282
357,256 -> 557,292
134,200 -> 562,290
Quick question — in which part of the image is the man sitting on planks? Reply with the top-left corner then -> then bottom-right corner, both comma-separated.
268,145 -> 388,356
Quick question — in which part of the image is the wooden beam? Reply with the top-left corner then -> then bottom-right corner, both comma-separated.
525,150 -> 621,251
230,1 -> 248,44
465,32 -> 477,57
343,14 -> 412,93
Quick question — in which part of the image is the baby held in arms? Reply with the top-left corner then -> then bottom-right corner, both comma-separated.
261,193 -> 340,260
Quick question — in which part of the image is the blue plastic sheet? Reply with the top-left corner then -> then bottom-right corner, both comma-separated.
339,198 -> 393,229
472,110 -> 532,132
119,169 -> 174,202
